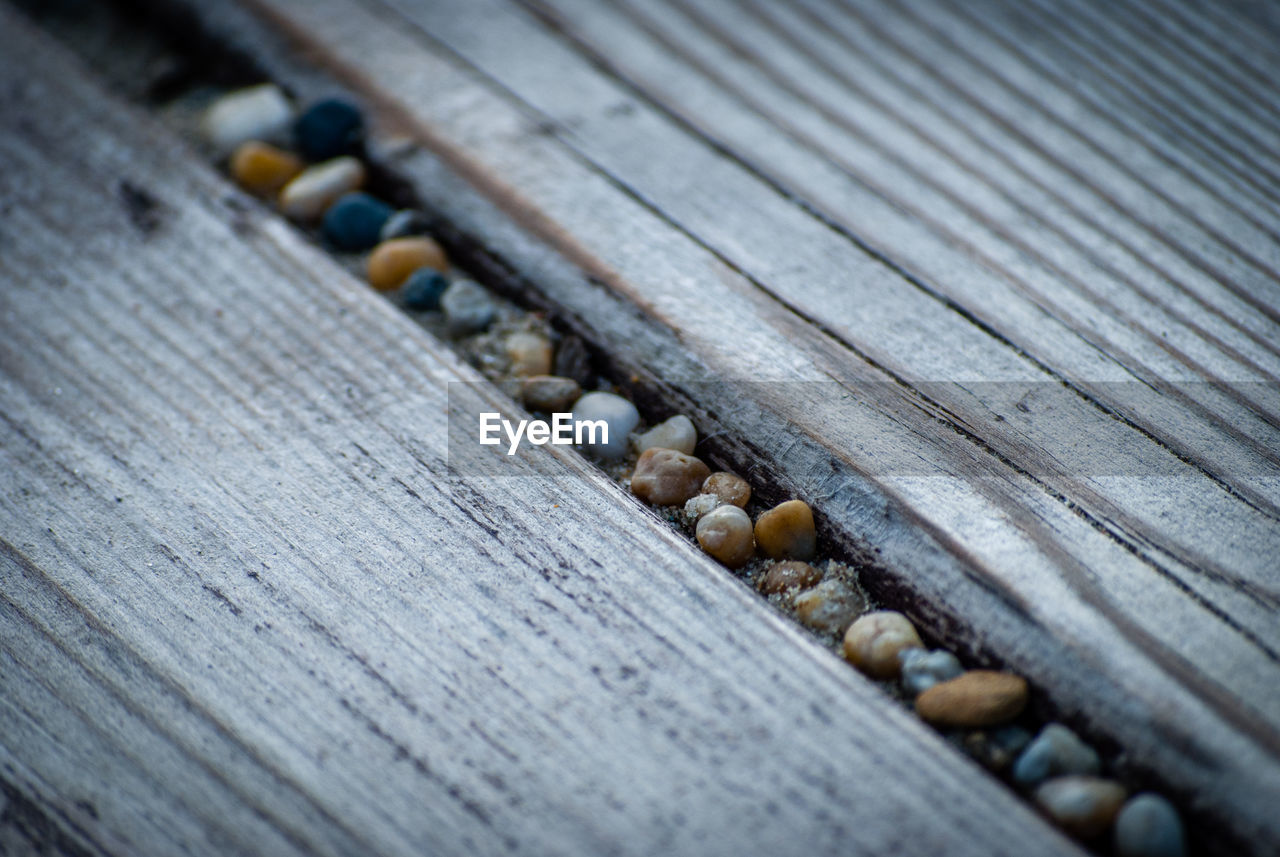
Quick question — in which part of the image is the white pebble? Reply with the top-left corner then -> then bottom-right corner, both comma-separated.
201,84 -> 293,154
633,414 -> 696,456
683,492 -> 722,524
571,392 -> 639,461
278,157 -> 365,221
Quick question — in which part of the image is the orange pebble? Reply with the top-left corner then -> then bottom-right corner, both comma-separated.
366,237 -> 449,291
229,141 -> 303,196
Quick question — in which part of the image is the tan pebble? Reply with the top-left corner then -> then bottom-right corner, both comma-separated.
915,671 -> 1028,727
520,375 -> 580,412
702,472 -> 751,508
842,611 -> 924,679
754,499 -> 816,560
278,156 -> 365,221
367,236 -> 449,291
793,579 -> 867,636
1035,776 -> 1127,839
695,505 -> 755,568
630,448 -> 711,506
505,331 -> 553,377
229,141 -> 302,196
758,560 -> 822,595
633,415 -> 697,456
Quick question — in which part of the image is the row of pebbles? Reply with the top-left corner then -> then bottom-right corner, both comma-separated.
204,83 -> 1187,857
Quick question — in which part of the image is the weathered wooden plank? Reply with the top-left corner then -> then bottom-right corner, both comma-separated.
163,0 -> 1280,848
0,9 -> 1092,857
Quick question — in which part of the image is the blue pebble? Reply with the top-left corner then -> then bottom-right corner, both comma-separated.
321,192 -> 392,252
294,98 -> 364,161
401,269 -> 449,311
1114,794 -> 1185,857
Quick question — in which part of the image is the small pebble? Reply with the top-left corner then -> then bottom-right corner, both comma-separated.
683,493 -> 722,523
631,448 -> 711,506
702,472 -> 751,508
1012,724 -> 1101,787
570,392 -> 639,461
900,648 -> 963,695
441,279 -> 497,336
367,236 -> 449,291
963,725 -> 1033,772
758,560 -> 822,595
793,579 -> 867,636
229,141 -> 302,196
1035,776 -> 1126,839
695,505 -> 755,568
754,499 -> 817,560
915,671 -> 1028,727
554,335 -> 594,386
504,331 -> 554,377
294,97 -> 364,161
520,375 -> 581,412
278,156 -> 365,221
842,611 -> 923,679
202,83 -> 292,154
1114,794 -> 1185,857
633,415 -> 697,456
400,268 -> 450,311
321,192 -> 393,251
380,208 -> 432,242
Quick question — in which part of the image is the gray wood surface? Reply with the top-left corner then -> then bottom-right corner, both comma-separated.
0,9 -> 1093,857
176,0 -> 1280,849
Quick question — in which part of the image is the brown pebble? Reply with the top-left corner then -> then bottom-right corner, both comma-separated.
702,472 -> 751,508
758,560 -> 822,595
842,611 -> 923,679
505,331 -> 553,377
754,499 -> 816,560
520,375 -> 580,412
915,671 -> 1028,727
229,141 -> 302,196
1035,776 -> 1127,839
367,237 -> 448,291
793,579 -> 867,636
630,448 -> 711,506
695,505 -> 755,568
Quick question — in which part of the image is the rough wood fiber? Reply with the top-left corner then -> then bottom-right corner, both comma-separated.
157,0 -> 1280,849
0,9 -> 1092,857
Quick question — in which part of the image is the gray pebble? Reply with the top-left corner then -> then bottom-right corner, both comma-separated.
570,392 -> 639,461
441,280 -> 497,336
1012,723 -> 1101,786
1114,794 -> 1185,857
521,375 -> 581,412
380,208 -> 432,242
899,648 -> 963,696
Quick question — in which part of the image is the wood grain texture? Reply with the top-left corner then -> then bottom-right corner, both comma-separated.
159,0 -> 1280,849
0,8 -> 1096,857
